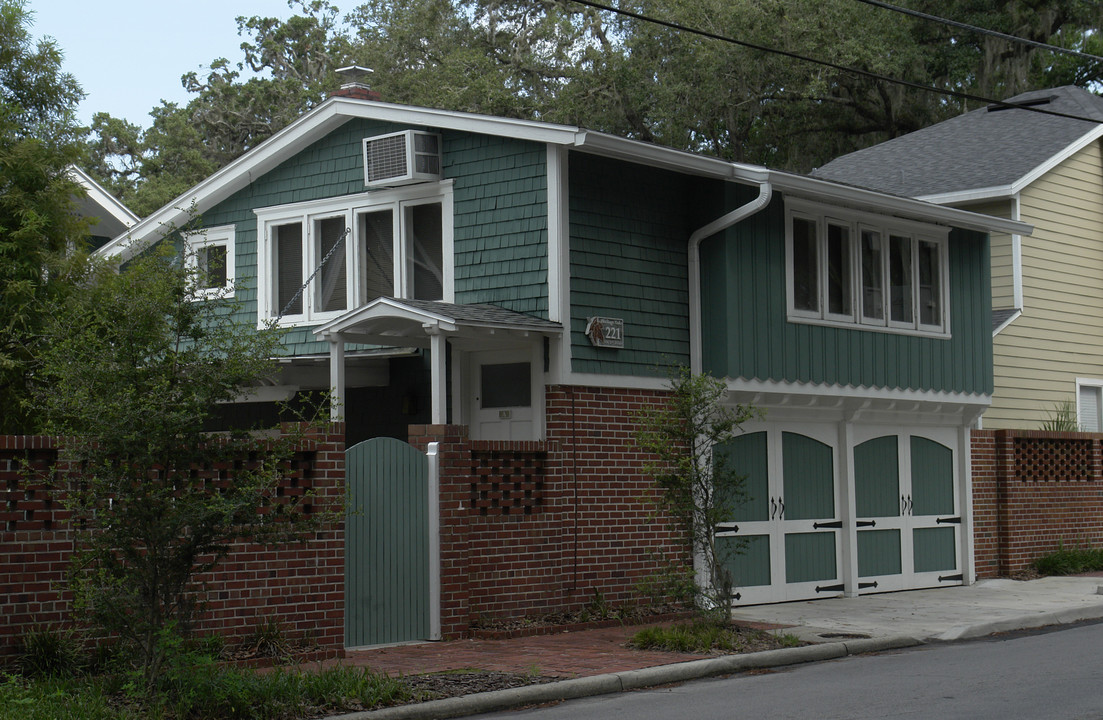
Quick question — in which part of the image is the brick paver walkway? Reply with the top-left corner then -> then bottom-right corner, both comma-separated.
338,623 -> 701,678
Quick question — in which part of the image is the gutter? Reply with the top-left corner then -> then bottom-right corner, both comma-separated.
688,176 -> 773,375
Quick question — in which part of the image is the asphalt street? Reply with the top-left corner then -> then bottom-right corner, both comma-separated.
473,620 -> 1103,720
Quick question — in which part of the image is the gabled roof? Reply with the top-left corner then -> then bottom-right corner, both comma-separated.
813,86 -> 1103,203
94,94 -> 1031,264
69,166 -> 139,239
313,297 -> 561,349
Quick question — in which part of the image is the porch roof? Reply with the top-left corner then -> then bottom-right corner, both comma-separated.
313,297 -> 562,348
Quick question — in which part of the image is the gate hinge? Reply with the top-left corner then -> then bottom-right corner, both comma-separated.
936,516 -> 962,524
938,573 -> 964,582
815,583 -> 845,593
813,520 -> 843,529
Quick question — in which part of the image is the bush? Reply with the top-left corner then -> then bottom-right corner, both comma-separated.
1033,544 -> 1103,575
629,620 -> 800,654
17,627 -> 84,678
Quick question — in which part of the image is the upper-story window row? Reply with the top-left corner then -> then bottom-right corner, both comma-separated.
786,200 -> 951,338
255,182 -> 454,327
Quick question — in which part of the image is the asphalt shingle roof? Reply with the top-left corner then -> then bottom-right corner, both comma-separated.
812,86 -> 1103,198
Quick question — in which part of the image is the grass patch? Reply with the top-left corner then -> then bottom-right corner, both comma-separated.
1033,545 -> 1103,575
0,663 -> 413,720
628,621 -> 801,654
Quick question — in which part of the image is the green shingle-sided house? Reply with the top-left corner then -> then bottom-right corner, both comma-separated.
94,74 -> 1029,622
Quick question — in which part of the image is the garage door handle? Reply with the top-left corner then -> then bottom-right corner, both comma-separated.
936,516 -> 961,524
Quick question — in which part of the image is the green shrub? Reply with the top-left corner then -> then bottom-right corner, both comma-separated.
629,620 -> 795,654
17,626 -> 83,678
1033,544 -> 1103,575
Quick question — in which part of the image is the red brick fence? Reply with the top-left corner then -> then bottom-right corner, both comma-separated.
972,429 -> 1103,577
4,418 -> 1101,662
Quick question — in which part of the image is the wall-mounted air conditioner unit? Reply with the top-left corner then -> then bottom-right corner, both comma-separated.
363,130 -> 442,187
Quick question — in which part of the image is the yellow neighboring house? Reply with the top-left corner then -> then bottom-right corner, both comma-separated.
814,85 -> 1103,430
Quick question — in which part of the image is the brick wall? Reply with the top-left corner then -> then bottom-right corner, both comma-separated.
0,426 -> 345,662
410,384 -> 686,637
972,428 -> 1103,576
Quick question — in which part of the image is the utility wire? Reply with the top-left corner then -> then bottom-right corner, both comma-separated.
852,0 -> 1103,66
567,0 -> 1103,125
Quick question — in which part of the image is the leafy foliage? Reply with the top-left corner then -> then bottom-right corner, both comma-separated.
1040,398 -> 1081,432
81,0 -> 1103,214
0,0 -> 88,433
31,243 -> 328,690
635,367 -> 758,619
1033,543 -> 1103,575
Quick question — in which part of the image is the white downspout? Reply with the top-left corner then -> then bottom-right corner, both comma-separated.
688,178 -> 773,374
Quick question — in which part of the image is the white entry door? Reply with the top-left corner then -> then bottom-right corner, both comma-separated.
469,350 -> 534,441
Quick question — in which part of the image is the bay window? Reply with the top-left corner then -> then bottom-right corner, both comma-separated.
787,201 -> 950,336
256,182 -> 453,326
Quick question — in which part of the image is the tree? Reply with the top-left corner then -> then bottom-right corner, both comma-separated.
32,242 -> 327,689
0,0 -> 87,434
636,367 -> 758,621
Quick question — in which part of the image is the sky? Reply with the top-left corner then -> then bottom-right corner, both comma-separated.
26,0 -> 330,127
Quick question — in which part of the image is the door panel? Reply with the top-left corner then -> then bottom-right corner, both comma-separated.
857,529 -> 902,577
855,436 -> 899,518
781,432 -> 834,520
720,534 -> 772,588
911,437 -> 954,516
784,532 -> 837,584
913,526 -> 957,573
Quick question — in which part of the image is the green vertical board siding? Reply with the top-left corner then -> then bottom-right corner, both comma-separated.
721,432 -> 768,523
785,532 -> 837,583
345,437 -> 429,647
719,534 -> 771,588
198,119 -> 549,357
857,529 -> 902,577
910,436 -> 954,516
699,192 -> 993,395
854,436 -> 900,518
569,153 -> 703,376
782,432 -> 834,520
913,527 -> 957,573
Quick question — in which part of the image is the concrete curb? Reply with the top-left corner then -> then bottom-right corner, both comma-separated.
326,635 -> 922,720
935,603 -> 1103,641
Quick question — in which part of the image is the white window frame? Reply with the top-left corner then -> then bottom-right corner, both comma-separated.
1077,378 -> 1103,432
184,224 -> 235,300
785,199 -> 951,338
255,181 -> 454,327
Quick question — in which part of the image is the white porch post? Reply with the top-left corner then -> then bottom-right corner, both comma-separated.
429,329 -> 447,424
327,333 -> 346,422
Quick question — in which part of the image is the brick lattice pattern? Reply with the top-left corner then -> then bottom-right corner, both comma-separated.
973,429 -> 1103,577
0,427 -> 345,663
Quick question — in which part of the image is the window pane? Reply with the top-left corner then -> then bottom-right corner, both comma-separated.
1080,386 -> 1101,432
889,235 -> 913,324
918,240 -> 940,327
408,202 -> 443,301
275,223 -> 303,316
198,244 -> 227,290
861,229 -> 883,321
316,217 -> 347,312
481,363 -> 531,408
826,223 -> 851,316
792,217 -> 818,312
360,210 -> 394,303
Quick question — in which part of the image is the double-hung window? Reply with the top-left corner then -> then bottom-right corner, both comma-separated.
787,200 -> 950,336
256,182 -> 453,326
185,225 -> 235,299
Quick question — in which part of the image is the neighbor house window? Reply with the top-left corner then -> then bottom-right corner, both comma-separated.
256,182 -> 453,326
786,201 -> 950,337
1078,380 -> 1103,432
185,225 -> 235,299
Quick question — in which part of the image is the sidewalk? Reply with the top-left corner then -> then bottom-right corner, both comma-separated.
326,576 -> 1103,719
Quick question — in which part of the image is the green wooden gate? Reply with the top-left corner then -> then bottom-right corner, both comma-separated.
345,437 -> 430,648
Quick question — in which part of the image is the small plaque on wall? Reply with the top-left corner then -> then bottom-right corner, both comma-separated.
585,316 -> 624,348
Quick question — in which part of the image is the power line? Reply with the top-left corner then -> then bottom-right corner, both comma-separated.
853,0 -> 1103,66
567,0 -> 1103,125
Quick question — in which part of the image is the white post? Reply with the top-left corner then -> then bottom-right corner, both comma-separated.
429,330 -> 447,424
959,422 -> 976,585
427,441 -> 441,640
838,419 -> 859,597
327,333 -> 345,422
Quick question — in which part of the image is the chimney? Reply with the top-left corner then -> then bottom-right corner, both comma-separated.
332,66 -> 380,101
